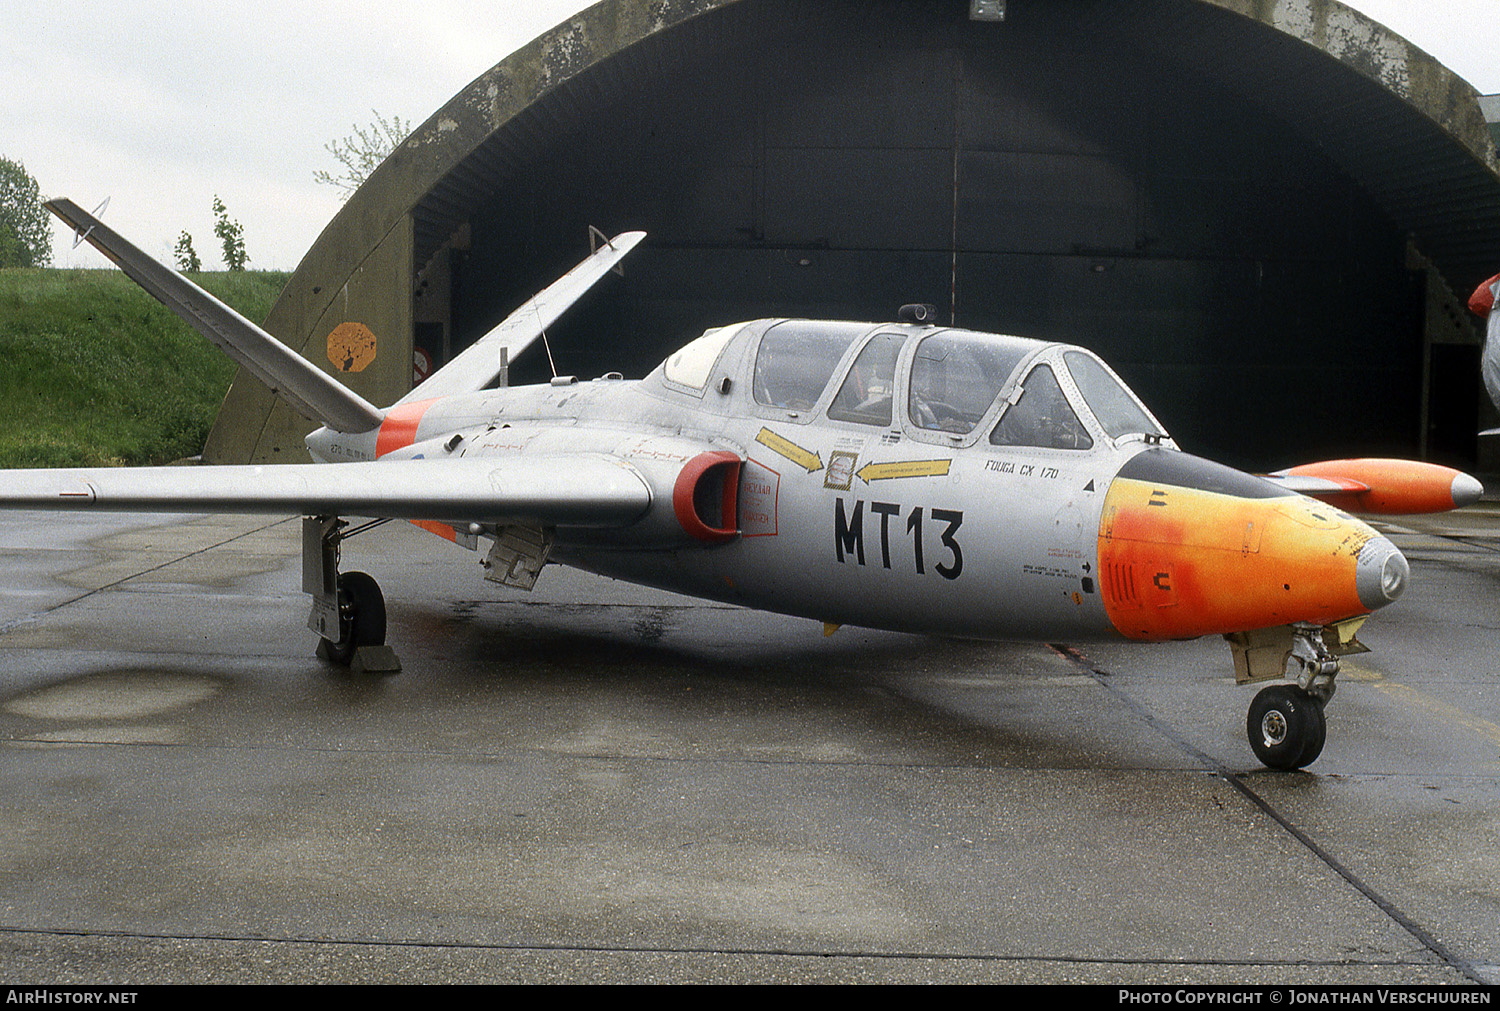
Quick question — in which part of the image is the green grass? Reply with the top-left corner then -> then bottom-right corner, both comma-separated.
0,268 -> 289,467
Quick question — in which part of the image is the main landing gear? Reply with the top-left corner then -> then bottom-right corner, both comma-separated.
304,516 -> 401,674
1227,621 -> 1354,770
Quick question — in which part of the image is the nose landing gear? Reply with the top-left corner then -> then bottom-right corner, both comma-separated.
1227,620 -> 1356,770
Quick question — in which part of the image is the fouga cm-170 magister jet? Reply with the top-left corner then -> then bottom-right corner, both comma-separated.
5,199 -> 1484,770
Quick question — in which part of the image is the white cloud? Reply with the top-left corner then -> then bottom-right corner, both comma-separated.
2,0 -> 594,269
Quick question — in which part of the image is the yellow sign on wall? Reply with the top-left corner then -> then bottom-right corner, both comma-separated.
327,322 -> 378,373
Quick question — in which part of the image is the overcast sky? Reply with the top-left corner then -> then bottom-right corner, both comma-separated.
2,0 -> 1495,271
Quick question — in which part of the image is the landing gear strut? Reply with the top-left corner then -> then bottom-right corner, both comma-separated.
1226,620 -> 1358,770
304,516 -> 401,674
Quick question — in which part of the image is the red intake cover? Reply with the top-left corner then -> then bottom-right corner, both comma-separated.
672,451 -> 741,543
1467,273 -> 1500,317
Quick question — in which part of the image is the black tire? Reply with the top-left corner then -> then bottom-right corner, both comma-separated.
324,571 -> 386,666
1297,693 -> 1328,767
1247,684 -> 1326,770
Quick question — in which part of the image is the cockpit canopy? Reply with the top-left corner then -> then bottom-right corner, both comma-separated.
655,319 -> 1169,451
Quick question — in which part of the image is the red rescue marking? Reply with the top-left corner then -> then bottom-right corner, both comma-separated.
376,399 -> 438,458
410,519 -> 457,542
739,459 -> 781,537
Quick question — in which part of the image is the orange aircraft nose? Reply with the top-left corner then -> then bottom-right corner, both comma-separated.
1098,450 -> 1407,641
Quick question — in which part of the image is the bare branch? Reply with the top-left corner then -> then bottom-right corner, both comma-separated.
314,111 -> 413,200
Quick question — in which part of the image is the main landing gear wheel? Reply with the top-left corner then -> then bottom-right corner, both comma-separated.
1247,684 -> 1327,770
324,571 -> 387,666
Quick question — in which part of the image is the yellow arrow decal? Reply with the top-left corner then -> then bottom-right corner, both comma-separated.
856,459 -> 953,483
755,428 -> 823,472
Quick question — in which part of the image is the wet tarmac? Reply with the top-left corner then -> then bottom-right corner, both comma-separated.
0,503 -> 1495,984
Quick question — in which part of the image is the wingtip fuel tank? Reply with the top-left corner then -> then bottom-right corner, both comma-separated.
1271,458 -> 1484,515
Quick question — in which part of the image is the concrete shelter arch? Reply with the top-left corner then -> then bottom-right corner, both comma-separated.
205,0 -> 1500,470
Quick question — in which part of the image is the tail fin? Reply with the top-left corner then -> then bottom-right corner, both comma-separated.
45,198 -> 385,434
397,229 -> 646,405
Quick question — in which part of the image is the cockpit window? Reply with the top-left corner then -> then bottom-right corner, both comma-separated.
827,332 -> 902,426
664,323 -> 744,390
908,331 -> 1032,434
753,321 -> 866,411
1062,350 -> 1164,440
989,364 -> 1093,450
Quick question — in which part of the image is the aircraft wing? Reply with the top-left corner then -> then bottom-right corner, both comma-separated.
0,457 -> 651,527
399,230 -> 647,404
44,198 -> 385,435
1263,473 -> 1368,496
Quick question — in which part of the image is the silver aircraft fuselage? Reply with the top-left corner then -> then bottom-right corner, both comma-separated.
22,198 -> 1480,769
307,318 -> 1405,645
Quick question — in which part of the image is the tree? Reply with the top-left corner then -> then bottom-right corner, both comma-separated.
0,224 -> 25,269
212,196 -> 248,271
314,110 -> 411,200
174,231 -> 201,272
0,156 -> 52,268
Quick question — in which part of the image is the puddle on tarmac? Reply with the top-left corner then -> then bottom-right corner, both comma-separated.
5,671 -> 222,722
61,553 -> 288,590
59,515 -> 294,590
20,724 -> 182,745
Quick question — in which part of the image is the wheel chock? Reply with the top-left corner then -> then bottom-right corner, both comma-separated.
350,644 -> 402,675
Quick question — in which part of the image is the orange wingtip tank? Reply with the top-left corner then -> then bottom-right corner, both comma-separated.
1273,459 -> 1484,515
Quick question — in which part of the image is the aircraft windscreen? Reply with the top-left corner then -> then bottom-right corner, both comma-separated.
909,331 -> 1033,434
753,321 -> 868,411
989,364 -> 1093,450
1063,351 -> 1164,440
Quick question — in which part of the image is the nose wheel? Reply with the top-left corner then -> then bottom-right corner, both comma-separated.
1247,684 -> 1327,769
1229,622 -> 1345,769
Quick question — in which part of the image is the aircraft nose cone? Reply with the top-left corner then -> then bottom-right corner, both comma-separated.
1451,472 -> 1484,509
1355,535 -> 1408,610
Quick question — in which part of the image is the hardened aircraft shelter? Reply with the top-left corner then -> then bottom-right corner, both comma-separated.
205,0 -> 1500,472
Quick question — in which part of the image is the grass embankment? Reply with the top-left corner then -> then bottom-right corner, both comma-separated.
0,268 -> 288,467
